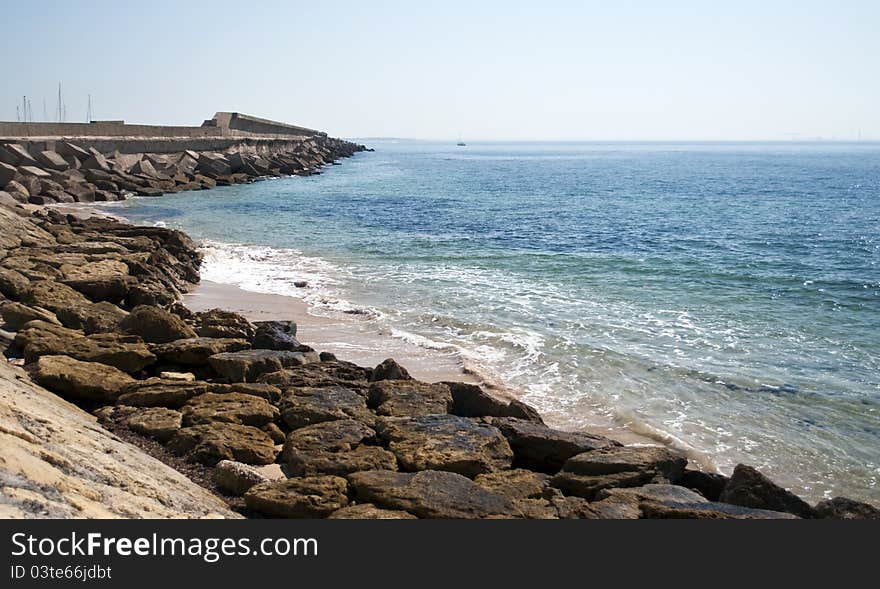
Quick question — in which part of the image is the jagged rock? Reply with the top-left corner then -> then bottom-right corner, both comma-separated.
1,302 -> 60,330
280,386 -> 373,429
596,483 -> 708,505
370,358 -> 412,381
640,501 -> 799,519
813,497 -> 880,520
328,503 -> 417,519
376,414 -> 513,477
193,309 -> 256,339
126,407 -> 183,441
474,469 -> 550,500
4,181 -> 29,202
35,151 -> 69,171
367,380 -> 453,417
80,153 -> 110,172
718,464 -> 815,518
21,280 -> 91,314
18,165 -> 52,179
0,267 -> 30,299
209,349 -> 319,382
119,305 -> 198,344
168,422 -> 278,465
283,419 -> 377,454
244,476 -> 349,518
0,162 -> 17,187
446,382 -> 544,422
258,360 -> 372,393
551,446 -> 688,500
130,159 -> 159,177
181,392 -> 280,427
489,417 -> 620,473
15,320 -> 156,372
252,320 -> 307,351
0,143 -> 38,166
196,153 -> 232,178
213,460 -> 270,496
677,468 -> 729,501
347,470 -> 517,519
30,355 -> 136,402
59,301 -> 128,333
116,380 -> 210,408
281,419 -> 396,476
206,382 -> 282,403
153,337 -> 250,364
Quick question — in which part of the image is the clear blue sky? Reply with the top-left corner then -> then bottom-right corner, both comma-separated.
2,0 -> 878,140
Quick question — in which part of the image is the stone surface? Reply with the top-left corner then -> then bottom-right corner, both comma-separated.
181,392 -> 280,427
0,360 -> 237,519
168,422 -> 278,465
640,501 -> 799,519
194,309 -> 255,339
447,382 -> 544,422
0,267 -> 30,299
244,476 -> 349,518
258,360 -> 372,394
328,503 -> 417,519
370,358 -> 412,381
251,320 -> 308,351
1,302 -> 60,330
551,446 -> 688,500
153,337 -> 250,365
125,407 -> 182,441
347,470 -> 517,519
375,414 -> 513,477
119,305 -> 198,344
209,349 -> 318,382
30,355 -> 136,402
812,497 -> 880,520
473,469 -> 550,500
490,417 -> 620,473
718,464 -> 815,518
280,386 -> 373,429
367,380 -> 453,417
677,469 -> 729,501
213,460 -> 270,496
116,380 -> 210,408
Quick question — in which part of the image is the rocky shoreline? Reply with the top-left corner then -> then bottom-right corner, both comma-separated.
1,139 -> 878,519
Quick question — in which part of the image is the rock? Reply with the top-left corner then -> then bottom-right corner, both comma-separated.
0,143 -> 38,166
677,468 -> 729,501
21,280 -> 91,314
208,349 -> 319,382
244,476 -> 349,518
126,407 -> 182,441
80,153 -> 110,172
35,151 -> 69,171
130,159 -> 159,177
0,267 -> 30,299
262,422 -> 286,444
561,495 -> 641,519
30,355 -> 136,402
119,305 -> 198,344
0,162 -> 17,187
447,382 -> 543,422
196,153 -> 232,178
490,417 -> 620,473
596,483 -> 708,505
0,190 -> 19,208
293,280 -> 308,288
15,320 -> 156,373
18,165 -> 52,179
213,460 -> 270,496
282,419 -> 397,476
551,446 -> 688,500
251,320 -> 308,351
181,392 -> 280,427
348,470 -> 517,519
640,501 -> 799,519
1,302 -> 60,330
813,497 -> 880,520
328,503 -> 417,519
258,360 -> 372,393
62,301 -> 128,334
280,386 -> 373,429
168,422 -> 277,465
193,309 -> 256,339
370,358 -> 412,381
474,469 -> 550,500
376,414 -> 513,477
159,371 -> 196,382
153,337 -> 250,364
284,419 -> 377,453
4,181 -> 29,202
64,274 -> 137,304
718,464 -> 815,518
206,382 -> 282,403
367,380 -> 453,417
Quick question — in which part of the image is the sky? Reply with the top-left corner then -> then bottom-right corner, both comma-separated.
2,0 -> 878,140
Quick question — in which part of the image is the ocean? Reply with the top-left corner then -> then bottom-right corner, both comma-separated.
98,140 -> 880,503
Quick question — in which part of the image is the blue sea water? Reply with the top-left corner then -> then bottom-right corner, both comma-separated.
102,140 -> 880,503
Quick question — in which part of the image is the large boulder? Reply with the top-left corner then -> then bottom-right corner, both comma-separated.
35,151 -> 69,171
21,280 -> 91,314
447,382 -> 543,422
251,320 -> 308,351
244,476 -> 349,518
15,320 -> 156,373
813,497 -> 880,520
168,422 -> 278,465
208,349 -> 319,382
0,143 -> 38,166
473,469 -> 550,501
282,419 -> 396,476
116,380 -> 210,408
257,360 -> 372,394
489,417 -> 620,472
213,460 -> 271,496
328,503 -> 417,519
347,470 -> 517,519
279,386 -> 373,429
0,267 -> 30,299
367,380 -> 453,417
551,446 -> 688,500
193,309 -> 255,339
0,162 -> 17,187
153,337 -> 250,365
370,358 -> 412,381
718,464 -> 815,518
640,501 -> 799,519
119,305 -> 198,344
375,414 -> 513,477
30,355 -> 136,402
1,302 -> 60,330
677,468 -> 729,501
125,407 -> 183,441
58,301 -> 128,333
181,392 -> 279,427
196,153 -> 232,178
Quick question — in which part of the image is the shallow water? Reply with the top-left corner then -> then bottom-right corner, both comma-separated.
100,140 -> 880,503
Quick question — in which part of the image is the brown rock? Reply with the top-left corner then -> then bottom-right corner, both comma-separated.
116,380 -> 211,408
153,337 -> 250,365
280,386 -> 373,429
168,422 -> 278,465
181,392 -> 280,427
813,497 -> 880,520
367,380 -> 453,417
328,503 -> 417,519
213,460 -> 270,496
244,476 -> 349,518
447,382 -> 544,422
370,358 -> 412,381
474,469 -> 550,500
30,355 -> 136,402
119,305 -> 198,344
126,407 -> 183,441
208,349 -> 319,382
1,302 -> 60,330
193,309 -> 255,339
718,464 -> 815,518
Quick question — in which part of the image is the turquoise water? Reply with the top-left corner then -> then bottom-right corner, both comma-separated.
102,141 -> 880,503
